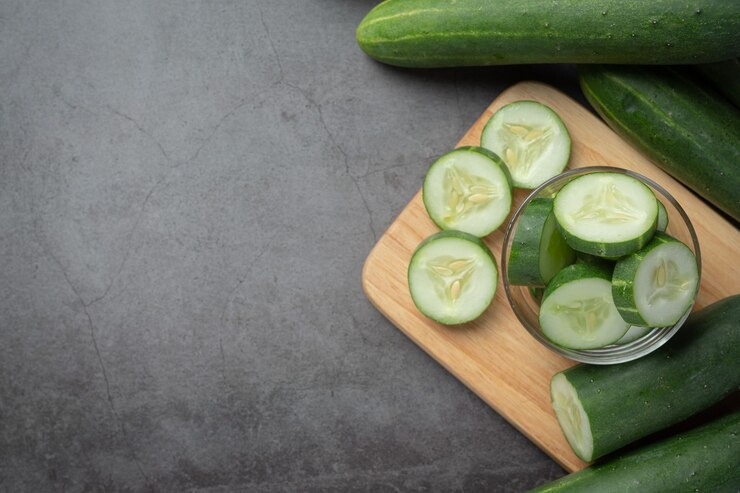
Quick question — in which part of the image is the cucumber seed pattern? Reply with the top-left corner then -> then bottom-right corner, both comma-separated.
426,255 -> 476,303
572,182 -> 644,223
501,122 -> 554,179
443,165 -> 501,223
552,297 -> 612,337
648,258 -> 692,305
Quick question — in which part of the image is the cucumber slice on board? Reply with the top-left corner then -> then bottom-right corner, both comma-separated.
480,100 -> 571,189
612,232 -> 699,327
539,263 -> 629,350
422,146 -> 513,237
553,171 -> 658,258
408,230 -> 498,325
507,198 -> 576,286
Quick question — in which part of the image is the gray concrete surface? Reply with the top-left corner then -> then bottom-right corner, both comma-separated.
1,1 -> 586,491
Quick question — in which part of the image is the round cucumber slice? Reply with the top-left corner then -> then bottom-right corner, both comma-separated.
480,100 -> 571,189
507,197 -> 576,286
408,230 -> 498,325
422,146 -> 513,237
539,263 -> 630,349
553,172 -> 658,258
612,232 -> 699,327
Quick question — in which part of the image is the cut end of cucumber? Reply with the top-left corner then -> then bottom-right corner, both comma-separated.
551,373 -> 593,462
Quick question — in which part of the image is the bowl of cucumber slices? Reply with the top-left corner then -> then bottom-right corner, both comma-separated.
502,166 -> 701,364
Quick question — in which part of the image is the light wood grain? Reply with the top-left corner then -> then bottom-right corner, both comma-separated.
361,82 -> 740,472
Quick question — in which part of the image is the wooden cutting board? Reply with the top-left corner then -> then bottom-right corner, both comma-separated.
361,81 -> 740,472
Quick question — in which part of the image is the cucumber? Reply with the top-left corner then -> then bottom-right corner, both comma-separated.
408,230 -> 498,325
530,410 -> 740,493
355,0 -> 740,68
552,172 -> 658,258
480,101 -> 571,189
539,263 -> 629,350
422,146 -> 513,237
612,232 -> 699,327
507,197 -> 575,286
614,325 -> 651,345
549,295 -> 740,462
695,58 -> 740,108
656,200 -> 668,232
579,64 -> 740,223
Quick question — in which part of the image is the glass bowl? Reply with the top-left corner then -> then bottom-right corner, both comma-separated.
501,166 -> 701,364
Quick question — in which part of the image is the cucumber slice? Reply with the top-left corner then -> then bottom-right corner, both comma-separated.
480,100 -> 571,189
612,232 -> 699,327
553,172 -> 658,258
422,146 -> 513,237
615,325 -> 652,344
408,230 -> 498,325
539,263 -> 629,349
656,200 -> 669,232
507,198 -> 576,286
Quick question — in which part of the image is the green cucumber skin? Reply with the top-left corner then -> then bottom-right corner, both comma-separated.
355,0 -> 740,68
579,64 -> 740,223
695,58 -> 740,108
553,295 -> 740,462
530,410 -> 740,493
611,232 -> 698,326
508,198 -> 575,287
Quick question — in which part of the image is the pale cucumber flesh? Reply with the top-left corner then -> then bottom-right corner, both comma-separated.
540,276 -> 630,350
554,172 -> 658,257
408,231 -> 498,325
481,101 -> 571,189
423,147 -> 512,237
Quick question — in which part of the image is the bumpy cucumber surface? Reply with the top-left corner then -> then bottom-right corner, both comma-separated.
356,0 -> 740,67
549,294 -> 740,462
579,64 -> 740,223
695,58 -> 740,108
530,410 -> 740,493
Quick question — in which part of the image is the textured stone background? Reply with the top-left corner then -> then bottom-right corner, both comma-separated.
1,1 -> 585,491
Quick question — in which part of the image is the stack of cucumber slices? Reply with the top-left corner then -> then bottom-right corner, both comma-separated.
508,171 -> 700,350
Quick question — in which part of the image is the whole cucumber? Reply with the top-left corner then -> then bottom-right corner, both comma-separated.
356,0 -> 740,68
530,410 -> 740,492
579,64 -> 740,223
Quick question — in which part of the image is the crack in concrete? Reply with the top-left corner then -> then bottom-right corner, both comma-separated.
36,234 -> 151,486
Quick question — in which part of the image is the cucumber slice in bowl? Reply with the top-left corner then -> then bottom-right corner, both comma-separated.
481,100 -> 571,189
539,263 -> 629,350
553,171 -> 658,258
422,146 -> 513,237
612,232 -> 699,327
408,230 -> 498,325
507,197 -> 576,286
